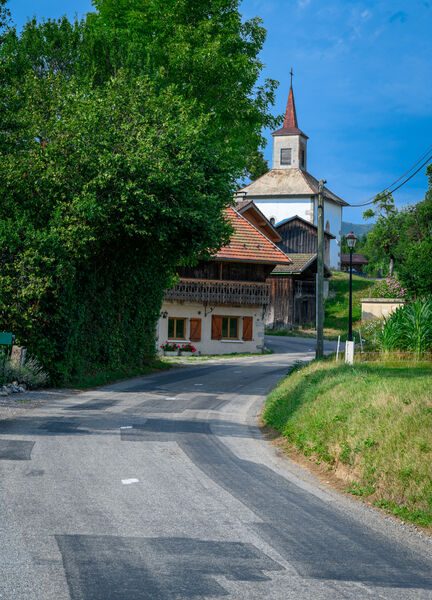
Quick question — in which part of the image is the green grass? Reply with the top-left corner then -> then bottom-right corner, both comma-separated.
263,359 -> 432,528
324,271 -> 375,339
162,349 -> 273,363
69,359 -> 172,389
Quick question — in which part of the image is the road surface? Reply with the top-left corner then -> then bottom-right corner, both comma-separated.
0,337 -> 431,599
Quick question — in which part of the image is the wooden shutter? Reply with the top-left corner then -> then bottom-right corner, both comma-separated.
242,316 -> 253,341
211,315 -> 222,340
190,318 -> 202,342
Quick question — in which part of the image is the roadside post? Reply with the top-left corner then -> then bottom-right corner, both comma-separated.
315,179 -> 326,359
345,232 -> 357,364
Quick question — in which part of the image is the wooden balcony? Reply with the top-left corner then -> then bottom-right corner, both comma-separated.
164,278 -> 270,306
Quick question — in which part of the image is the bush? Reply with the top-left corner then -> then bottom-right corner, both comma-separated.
369,276 -> 407,300
0,355 -> 49,388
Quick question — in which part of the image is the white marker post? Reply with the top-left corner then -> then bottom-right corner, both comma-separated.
345,340 -> 355,365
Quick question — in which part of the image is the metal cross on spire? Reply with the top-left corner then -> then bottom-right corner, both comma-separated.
290,67 -> 294,88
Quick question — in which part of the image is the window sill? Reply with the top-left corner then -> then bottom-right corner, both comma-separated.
220,340 -> 244,343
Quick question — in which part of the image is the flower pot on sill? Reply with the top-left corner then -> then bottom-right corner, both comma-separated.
164,351 -> 178,357
180,351 -> 194,357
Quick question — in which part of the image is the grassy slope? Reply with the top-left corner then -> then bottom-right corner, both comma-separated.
324,271 -> 375,339
264,360 -> 432,528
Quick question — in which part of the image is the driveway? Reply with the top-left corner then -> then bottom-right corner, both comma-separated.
0,346 -> 431,599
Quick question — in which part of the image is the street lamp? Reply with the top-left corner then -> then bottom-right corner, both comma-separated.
346,231 -> 357,342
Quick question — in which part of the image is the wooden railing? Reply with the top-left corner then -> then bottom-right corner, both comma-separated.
164,278 -> 270,306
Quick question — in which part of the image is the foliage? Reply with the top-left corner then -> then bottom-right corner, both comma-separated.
0,355 -> 48,388
0,2 -> 277,383
361,167 -> 432,293
264,359 -> 432,528
369,276 -> 407,299
378,299 -> 432,356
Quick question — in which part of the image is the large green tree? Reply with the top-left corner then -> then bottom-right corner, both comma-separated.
0,1 -> 277,382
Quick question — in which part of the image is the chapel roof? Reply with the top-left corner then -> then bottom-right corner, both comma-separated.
238,168 -> 349,207
214,207 -> 292,265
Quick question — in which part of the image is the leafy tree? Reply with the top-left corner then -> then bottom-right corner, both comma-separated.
363,192 -> 400,276
0,1 -> 277,382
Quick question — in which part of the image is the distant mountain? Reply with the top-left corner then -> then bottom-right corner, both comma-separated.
341,222 -> 373,237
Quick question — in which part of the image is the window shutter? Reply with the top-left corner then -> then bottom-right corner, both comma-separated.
242,316 -> 253,341
190,318 -> 202,342
211,315 -> 222,340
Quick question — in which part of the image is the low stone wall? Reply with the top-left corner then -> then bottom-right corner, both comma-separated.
361,298 -> 405,321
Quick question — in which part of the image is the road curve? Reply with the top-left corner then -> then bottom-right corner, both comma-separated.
0,345 -> 431,600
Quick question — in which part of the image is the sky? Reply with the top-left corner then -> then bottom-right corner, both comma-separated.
8,0 -> 432,223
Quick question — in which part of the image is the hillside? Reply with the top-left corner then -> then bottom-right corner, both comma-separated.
341,221 -> 373,237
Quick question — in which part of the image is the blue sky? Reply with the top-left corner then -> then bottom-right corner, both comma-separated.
8,0 -> 432,222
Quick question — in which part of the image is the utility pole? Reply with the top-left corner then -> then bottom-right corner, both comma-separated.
316,179 -> 326,359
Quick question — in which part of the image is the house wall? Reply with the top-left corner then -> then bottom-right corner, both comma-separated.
252,197 -> 314,227
265,276 -> 316,329
157,301 -> 265,355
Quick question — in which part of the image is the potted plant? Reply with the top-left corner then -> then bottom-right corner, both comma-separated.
160,342 -> 179,356
180,343 -> 197,357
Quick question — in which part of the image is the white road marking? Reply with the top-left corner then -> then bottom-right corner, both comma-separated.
194,384 -> 204,386
120,426 -> 133,430
122,478 -> 139,485
165,397 -> 177,400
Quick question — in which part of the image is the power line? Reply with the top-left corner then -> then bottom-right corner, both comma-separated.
348,146 -> 432,208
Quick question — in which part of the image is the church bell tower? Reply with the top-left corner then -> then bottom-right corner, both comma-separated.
272,69 -> 308,171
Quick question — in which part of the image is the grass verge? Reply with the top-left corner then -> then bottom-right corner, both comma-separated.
263,359 -> 432,528
69,359 -> 172,389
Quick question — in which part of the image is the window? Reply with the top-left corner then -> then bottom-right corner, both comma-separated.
221,316 -> 239,339
269,217 -> 276,225
168,317 -> 186,339
280,148 -> 292,166
300,148 -> 305,168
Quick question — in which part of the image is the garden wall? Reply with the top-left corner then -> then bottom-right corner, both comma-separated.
361,298 -> 405,321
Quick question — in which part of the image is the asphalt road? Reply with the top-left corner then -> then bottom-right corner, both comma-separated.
0,337 -> 431,599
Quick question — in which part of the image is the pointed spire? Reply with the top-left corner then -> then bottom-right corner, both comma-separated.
283,70 -> 298,129
272,69 -> 308,138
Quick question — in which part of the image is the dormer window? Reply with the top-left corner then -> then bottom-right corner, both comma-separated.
280,148 -> 292,166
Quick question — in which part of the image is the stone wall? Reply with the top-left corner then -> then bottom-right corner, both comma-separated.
361,298 -> 405,321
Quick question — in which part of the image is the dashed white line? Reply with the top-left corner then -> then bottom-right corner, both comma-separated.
122,478 -> 139,485
120,426 -> 133,430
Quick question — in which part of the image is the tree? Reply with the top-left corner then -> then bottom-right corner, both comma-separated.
0,1 -> 278,382
363,192 -> 399,276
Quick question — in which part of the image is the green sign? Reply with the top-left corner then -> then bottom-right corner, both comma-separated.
0,332 -> 14,346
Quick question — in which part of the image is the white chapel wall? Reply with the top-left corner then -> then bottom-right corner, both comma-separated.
252,197 -> 314,226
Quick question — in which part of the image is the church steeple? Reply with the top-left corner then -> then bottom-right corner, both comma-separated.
272,70 -> 308,171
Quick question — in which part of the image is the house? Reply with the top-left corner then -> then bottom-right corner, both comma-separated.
266,255 -> 332,329
341,253 -> 369,273
236,80 -> 348,269
157,207 -> 291,354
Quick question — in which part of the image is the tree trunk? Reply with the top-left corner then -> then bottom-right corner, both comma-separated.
389,255 -> 395,277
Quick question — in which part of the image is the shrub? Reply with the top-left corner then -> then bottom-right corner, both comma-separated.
0,355 -> 49,388
378,299 -> 432,355
369,276 -> 407,300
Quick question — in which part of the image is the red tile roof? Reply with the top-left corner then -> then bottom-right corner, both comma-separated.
214,207 -> 292,265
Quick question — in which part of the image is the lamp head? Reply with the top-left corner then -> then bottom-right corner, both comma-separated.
346,231 -> 357,250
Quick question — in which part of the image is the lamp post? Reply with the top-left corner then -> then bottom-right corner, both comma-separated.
346,231 -> 357,342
